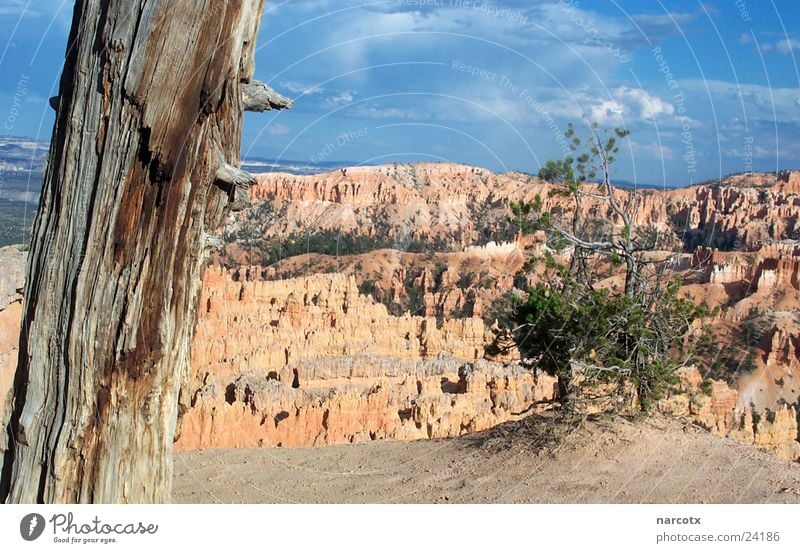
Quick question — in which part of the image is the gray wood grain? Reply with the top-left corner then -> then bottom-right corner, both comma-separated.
1,0 -> 281,503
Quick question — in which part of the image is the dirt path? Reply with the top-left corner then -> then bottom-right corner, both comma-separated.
173,415 -> 800,503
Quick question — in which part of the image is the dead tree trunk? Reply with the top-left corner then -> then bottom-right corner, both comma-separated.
0,0 -> 285,503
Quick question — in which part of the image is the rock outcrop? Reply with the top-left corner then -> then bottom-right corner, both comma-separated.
3,166 -> 800,458
177,358 -> 558,450
177,266 -> 557,449
1,249 -> 556,453
659,367 -> 800,461
191,267 -> 488,387
682,243 -> 800,412
0,245 -> 25,419
235,165 -> 800,257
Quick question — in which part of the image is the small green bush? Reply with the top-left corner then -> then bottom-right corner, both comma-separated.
515,279 -> 708,411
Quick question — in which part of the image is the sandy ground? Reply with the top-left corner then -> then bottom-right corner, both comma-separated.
173,414 -> 800,504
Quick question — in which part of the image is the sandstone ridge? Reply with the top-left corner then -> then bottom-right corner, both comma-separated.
237,165 -> 800,253
178,265 -> 555,449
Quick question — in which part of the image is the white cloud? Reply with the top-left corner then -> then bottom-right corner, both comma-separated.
0,0 -> 72,29
588,99 -> 624,125
630,12 -> 696,29
688,79 -> 800,124
278,82 -> 355,109
280,81 -> 325,95
754,36 -> 800,55
631,140 -> 674,160
580,87 -> 674,126
776,38 -> 800,55
615,87 -> 675,119
728,139 -> 800,161
326,90 -> 355,107
436,85 -> 677,128
267,123 -> 290,136
0,0 -> 41,18
308,10 -> 421,74
753,144 -> 772,158
349,104 -> 420,120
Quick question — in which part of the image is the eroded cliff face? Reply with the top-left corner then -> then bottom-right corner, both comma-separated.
1,249 -> 555,452
246,164 -> 501,244
3,166 -> 800,459
659,367 -> 800,462
223,166 -> 800,329
252,243 -> 526,321
233,165 -> 800,257
178,358 -> 557,450
176,266 -> 556,450
172,166 -> 800,458
190,267 -> 488,384
179,261 -> 799,458
0,246 -> 25,421
681,243 -> 800,412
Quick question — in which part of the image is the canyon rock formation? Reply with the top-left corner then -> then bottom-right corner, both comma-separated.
230,165 -> 800,261
176,267 -> 556,449
155,166 -> 800,459
659,367 -> 800,461
684,243 -> 800,412
0,246 -> 25,424
178,263 -> 798,459
3,166 -> 800,462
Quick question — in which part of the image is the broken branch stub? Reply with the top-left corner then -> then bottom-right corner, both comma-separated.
242,80 -> 293,112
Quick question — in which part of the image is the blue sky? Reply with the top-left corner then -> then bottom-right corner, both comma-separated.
1,0 -> 799,186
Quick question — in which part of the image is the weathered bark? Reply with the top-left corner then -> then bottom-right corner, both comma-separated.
0,0 -> 283,503
214,148 -> 256,212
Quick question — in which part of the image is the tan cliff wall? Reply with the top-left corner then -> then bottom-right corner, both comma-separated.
183,263 -> 799,457
0,246 -> 25,421
4,166 -> 800,456
244,165 -> 800,249
255,245 -> 528,321
1,251 -> 798,458
177,358 -> 558,450
177,265 -> 557,450
682,244 -> 800,412
659,367 -> 800,461
0,249 -> 556,451
190,266 -> 488,388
